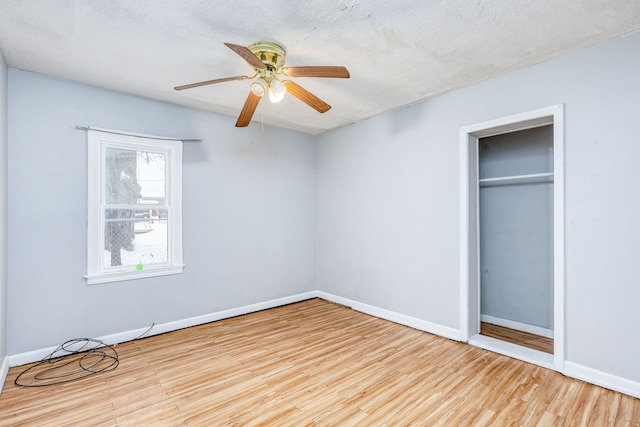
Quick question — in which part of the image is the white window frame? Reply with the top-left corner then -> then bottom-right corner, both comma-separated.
86,130 -> 184,285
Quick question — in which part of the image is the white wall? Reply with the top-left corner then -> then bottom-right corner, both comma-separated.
0,49 -> 8,366
7,71 -> 316,355
317,31 -> 640,383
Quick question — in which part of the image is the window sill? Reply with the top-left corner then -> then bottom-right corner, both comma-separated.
85,265 -> 185,285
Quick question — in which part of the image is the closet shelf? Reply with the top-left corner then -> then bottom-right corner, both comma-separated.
479,172 -> 554,187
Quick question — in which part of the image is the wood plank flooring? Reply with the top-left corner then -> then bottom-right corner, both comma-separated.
1,298 -> 639,426
481,322 -> 554,354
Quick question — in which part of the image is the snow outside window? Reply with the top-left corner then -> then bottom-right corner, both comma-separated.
86,130 -> 183,284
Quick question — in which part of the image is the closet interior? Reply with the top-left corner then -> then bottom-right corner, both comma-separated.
477,124 -> 554,354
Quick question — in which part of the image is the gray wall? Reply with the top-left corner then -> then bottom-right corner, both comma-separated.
317,31 -> 640,382
7,70 -> 316,354
6,29 -> 640,388
479,126 -> 554,329
0,49 -> 7,363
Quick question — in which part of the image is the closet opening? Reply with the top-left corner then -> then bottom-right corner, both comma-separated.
459,105 -> 564,371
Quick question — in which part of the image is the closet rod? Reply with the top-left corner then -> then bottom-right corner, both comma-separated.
479,172 -> 553,187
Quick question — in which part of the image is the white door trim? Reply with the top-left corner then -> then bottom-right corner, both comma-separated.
459,104 -> 565,372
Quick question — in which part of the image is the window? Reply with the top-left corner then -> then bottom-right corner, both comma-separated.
86,130 -> 183,284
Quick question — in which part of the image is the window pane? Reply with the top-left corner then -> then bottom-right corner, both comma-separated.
105,148 -> 166,205
137,151 -> 166,203
104,208 -> 168,268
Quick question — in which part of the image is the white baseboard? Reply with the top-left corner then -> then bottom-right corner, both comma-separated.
7,290 -> 640,401
564,361 -> 640,399
316,291 -> 462,341
314,294 -> 640,400
481,314 -> 554,339
0,355 -> 8,395
8,291 -> 318,367
138,291 -> 317,340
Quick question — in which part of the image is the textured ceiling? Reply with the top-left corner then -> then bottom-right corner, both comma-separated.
1,1 -> 639,135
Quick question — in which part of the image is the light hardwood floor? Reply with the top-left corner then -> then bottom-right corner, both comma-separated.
1,298 -> 639,426
481,322 -> 554,354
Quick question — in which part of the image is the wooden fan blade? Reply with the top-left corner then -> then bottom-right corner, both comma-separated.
283,81 -> 331,113
282,66 -> 350,78
174,75 -> 248,91
236,92 -> 262,127
224,42 -> 267,70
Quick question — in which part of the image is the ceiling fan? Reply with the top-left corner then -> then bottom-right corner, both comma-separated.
174,41 -> 350,127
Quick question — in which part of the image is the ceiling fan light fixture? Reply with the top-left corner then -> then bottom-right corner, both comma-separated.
268,78 -> 286,103
250,77 -> 268,97
175,41 -> 350,127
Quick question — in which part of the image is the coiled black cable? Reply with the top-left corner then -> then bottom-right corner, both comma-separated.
15,338 -> 119,387
14,323 -> 155,387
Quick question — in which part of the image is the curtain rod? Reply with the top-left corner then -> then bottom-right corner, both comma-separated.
75,126 -> 201,143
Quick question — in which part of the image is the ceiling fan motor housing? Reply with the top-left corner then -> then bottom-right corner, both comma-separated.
247,41 -> 286,71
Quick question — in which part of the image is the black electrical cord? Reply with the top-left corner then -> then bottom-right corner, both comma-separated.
14,324 -> 155,387
15,338 -> 118,387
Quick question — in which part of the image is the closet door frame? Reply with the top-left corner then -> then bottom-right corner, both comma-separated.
459,104 -> 565,372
